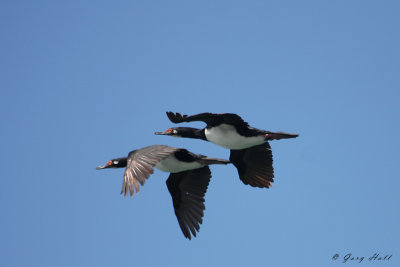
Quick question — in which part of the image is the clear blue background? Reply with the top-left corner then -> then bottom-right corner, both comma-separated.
1,1 -> 399,266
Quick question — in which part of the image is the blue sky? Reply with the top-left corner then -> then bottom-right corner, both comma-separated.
1,1 -> 399,266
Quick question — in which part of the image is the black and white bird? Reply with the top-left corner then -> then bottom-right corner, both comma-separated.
96,145 -> 229,240
155,112 -> 298,189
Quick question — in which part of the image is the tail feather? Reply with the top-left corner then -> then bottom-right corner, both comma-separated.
265,132 -> 299,141
198,158 -> 230,166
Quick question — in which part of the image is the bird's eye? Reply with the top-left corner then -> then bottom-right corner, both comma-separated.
172,130 -> 178,134
113,161 -> 118,165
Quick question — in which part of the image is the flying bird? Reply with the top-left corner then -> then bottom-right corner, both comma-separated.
96,145 -> 229,239
155,112 -> 298,188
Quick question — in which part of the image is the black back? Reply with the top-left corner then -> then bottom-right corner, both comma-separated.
173,149 -> 206,163
167,112 -> 266,137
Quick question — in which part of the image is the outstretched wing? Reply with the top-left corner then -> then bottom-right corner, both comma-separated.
229,143 -> 274,188
166,112 -> 250,128
166,166 -> 211,240
122,145 -> 178,197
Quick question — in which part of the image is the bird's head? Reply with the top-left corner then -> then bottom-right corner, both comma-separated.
154,127 -> 188,137
155,127 -> 206,140
96,157 -> 127,170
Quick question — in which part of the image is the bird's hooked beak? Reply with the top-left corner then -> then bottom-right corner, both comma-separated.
154,128 -> 173,135
96,160 -> 113,170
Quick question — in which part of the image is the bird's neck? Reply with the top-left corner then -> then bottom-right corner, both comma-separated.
115,157 -> 128,168
180,128 -> 207,141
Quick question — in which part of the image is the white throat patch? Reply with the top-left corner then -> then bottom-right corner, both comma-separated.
155,155 -> 203,173
204,124 -> 265,149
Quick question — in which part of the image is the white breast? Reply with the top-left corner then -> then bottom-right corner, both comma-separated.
204,124 -> 265,149
155,155 -> 204,173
